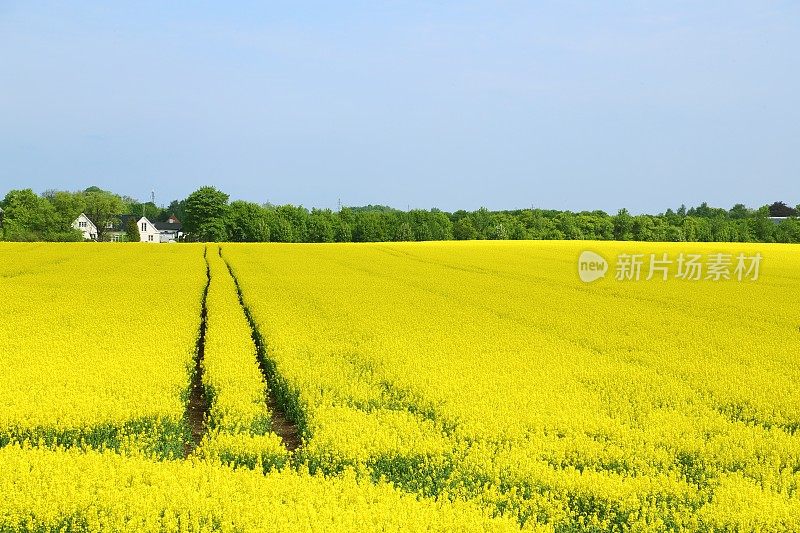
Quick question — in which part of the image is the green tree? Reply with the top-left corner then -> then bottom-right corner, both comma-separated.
664,225 -> 684,242
352,211 -> 390,242
556,212 -> 582,240
632,215 -> 655,241
45,190 -> 86,230
166,199 -> 187,222
333,217 -> 352,242
83,188 -> 125,241
519,209 -> 553,240
709,217 -> 732,242
471,207 -> 494,238
0,189 -> 82,241
1,189 -> 54,241
768,201 -> 796,217
426,210 -> 454,240
591,213 -> 614,240
307,210 -> 336,243
452,217 -> 478,240
729,203 -> 750,219
125,217 -> 141,242
276,205 -> 310,242
750,206 -> 775,242
393,221 -> 414,241
265,210 -> 294,242
775,218 -> 800,243
184,186 -> 230,242
613,209 -> 634,241
126,201 -> 164,222
489,223 -> 509,240
225,201 -> 269,242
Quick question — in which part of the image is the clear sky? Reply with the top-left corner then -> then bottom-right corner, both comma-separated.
1,1 -> 798,213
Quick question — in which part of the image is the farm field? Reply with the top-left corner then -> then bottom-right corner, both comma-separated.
1,241 -> 799,531
0,243 -> 207,457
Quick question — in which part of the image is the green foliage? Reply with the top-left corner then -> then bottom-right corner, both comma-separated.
2,187 -> 799,244
333,218 -> 352,243
166,199 -> 187,222
44,190 -> 86,230
126,201 -> 165,222
225,201 -> 269,242
124,217 -> 140,243
452,217 -> 478,240
353,211 -> 390,242
394,222 -> 414,242
184,186 -> 230,242
768,201 -> 797,217
1,189 -> 82,241
275,205 -> 310,242
613,209 -> 634,241
308,210 -> 336,243
265,210 -> 294,243
83,189 -> 125,241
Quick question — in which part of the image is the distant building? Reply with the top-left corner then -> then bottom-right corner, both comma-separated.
769,217 -> 789,225
75,214 -> 182,242
107,215 -> 162,242
72,213 -> 98,240
154,214 -> 183,243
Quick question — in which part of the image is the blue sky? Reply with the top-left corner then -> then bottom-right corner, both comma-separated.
1,1 -> 798,213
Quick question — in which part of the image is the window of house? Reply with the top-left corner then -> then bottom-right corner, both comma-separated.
79,221 -> 86,228
141,222 -> 147,231
148,235 -> 153,242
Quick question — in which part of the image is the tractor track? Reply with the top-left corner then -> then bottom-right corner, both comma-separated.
184,246 -> 211,457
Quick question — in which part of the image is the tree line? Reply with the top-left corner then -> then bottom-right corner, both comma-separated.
2,185 -> 799,243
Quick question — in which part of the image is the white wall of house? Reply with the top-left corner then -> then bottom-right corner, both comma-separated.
72,213 -> 97,240
137,217 -> 161,243
159,230 -> 179,243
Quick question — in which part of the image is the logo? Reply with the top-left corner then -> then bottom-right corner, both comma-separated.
578,251 -> 608,283
577,250 -> 762,283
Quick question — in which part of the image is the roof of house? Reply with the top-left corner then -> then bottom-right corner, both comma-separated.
154,221 -> 182,231
100,214 -> 180,233
74,213 -> 97,227
769,217 -> 789,225
107,214 -> 140,232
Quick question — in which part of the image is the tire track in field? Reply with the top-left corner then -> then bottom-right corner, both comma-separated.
218,247 -> 303,452
184,245 -> 211,457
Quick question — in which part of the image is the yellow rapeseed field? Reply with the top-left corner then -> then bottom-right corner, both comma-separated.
222,241 -> 800,531
197,245 -> 288,471
0,243 -> 206,457
1,241 -> 799,531
0,445 -> 520,532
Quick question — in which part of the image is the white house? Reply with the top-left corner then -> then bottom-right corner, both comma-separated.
72,213 -> 98,241
154,214 -> 183,242
76,214 -> 182,242
137,217 -> 162,243
107,215 -> 161,242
